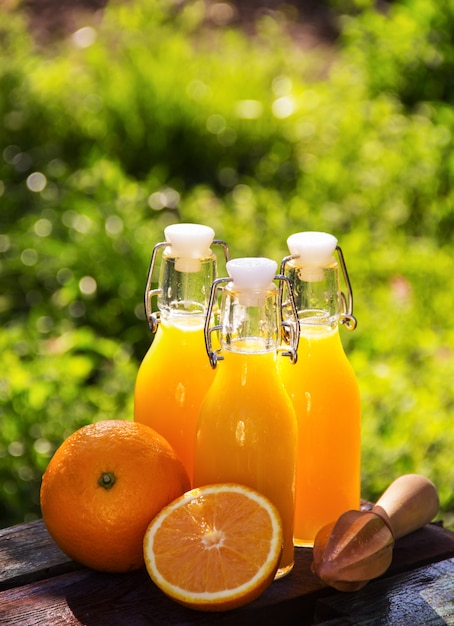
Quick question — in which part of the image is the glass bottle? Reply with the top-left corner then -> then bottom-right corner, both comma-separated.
278,231 -> 361,547
193,257 -> 299,578
134,223 -> 229,484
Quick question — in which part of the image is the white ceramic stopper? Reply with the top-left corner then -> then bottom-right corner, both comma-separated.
287,231 -> 337,282
227,257 -> 277,306
164,223 -> 215,272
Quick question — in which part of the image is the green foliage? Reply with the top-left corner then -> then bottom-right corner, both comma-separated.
1,0 -> 454,529
340,0 -> 454,106
0,324 -> 135,523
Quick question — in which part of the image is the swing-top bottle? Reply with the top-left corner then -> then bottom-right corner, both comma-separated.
278,231 -> 361,547
193,257 -> 299,578
134,223 -> 229,484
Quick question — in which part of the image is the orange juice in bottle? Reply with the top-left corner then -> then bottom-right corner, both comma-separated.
193,257 -> 299,578
278,231 -> 361,547
134,223 -> 229,483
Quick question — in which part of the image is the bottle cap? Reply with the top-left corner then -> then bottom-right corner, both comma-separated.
227,257 -> 277,306
287,231 -> 337,282
164,223 -> 215,272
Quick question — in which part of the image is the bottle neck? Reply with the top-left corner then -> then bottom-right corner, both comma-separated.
219,283 -> 280,354
284,259 -> 341,331
158,255 -> 216,321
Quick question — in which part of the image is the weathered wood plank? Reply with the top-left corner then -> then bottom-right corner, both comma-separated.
314,557 -> 454,625
387,521 -> 454,575
0,554 -> 329,626
0,519 -> 82,590
1,518 -> 453,624
2,553 -> 454,625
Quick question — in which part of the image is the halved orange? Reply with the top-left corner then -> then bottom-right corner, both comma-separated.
143,483 -> 283,611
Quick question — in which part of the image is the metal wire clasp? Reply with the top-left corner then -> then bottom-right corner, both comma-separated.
143,238 -> 230,333
336,245 -> 357,331
144,241 -> 167,333
204,277 -> 230,369
276,274 -> 299,364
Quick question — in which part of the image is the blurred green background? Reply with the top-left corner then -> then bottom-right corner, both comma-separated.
1,0 -> 453,529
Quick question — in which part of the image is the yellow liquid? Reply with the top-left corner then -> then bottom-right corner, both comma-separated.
134,318 -> 215,484
278,325 -> 361,547
193,348 -> 297,577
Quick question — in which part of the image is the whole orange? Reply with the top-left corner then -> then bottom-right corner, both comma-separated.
40,420 -> 190,573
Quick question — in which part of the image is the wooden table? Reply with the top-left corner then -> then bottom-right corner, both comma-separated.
1,515 -> 454,625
